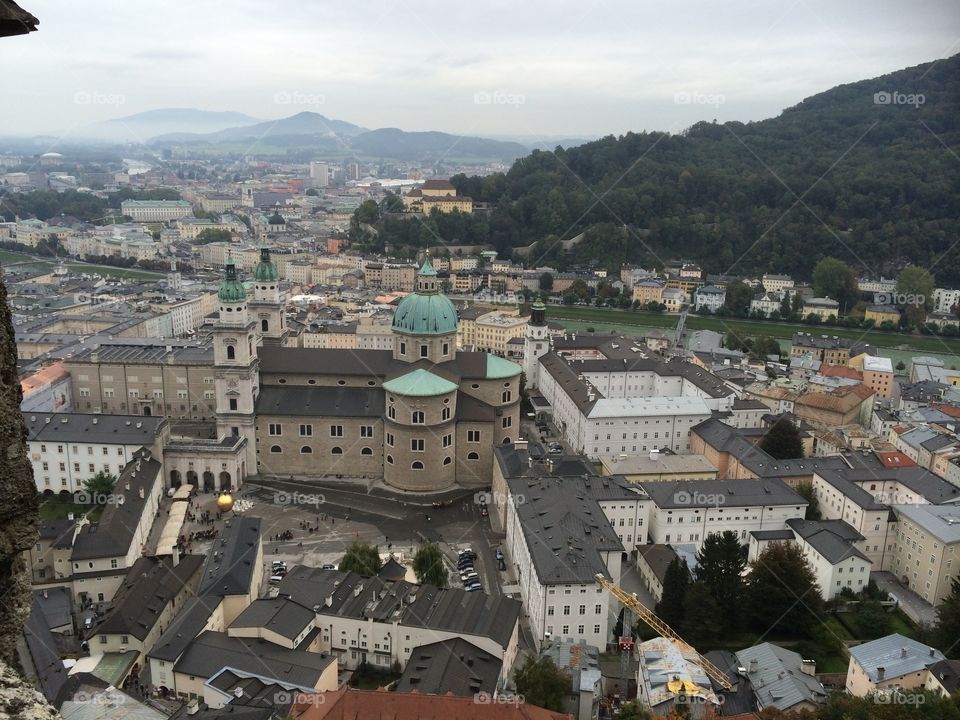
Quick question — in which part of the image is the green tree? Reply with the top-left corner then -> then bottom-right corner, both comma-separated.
759,417 -> 804,459
83,471 -> 116,503
853,600 -> 892,639
695,531 -> 746,629
724,280 -> 754,315
896,360 -> 906,372
338,540 -> 382,576
305,188 -> 319,196
812,257 -> 859,311
934,577 -> 960,658
724,329 -> 748,352
751,335 -> 782,359
896,265 -> 935,312
513,656 -> 569,712
656,558 -> 690,630
195,228 -> 232,244
748,542 -> 824,638
682,581 -> 722,647
539,272 -> 554,292
795,481 -> 821,520
412,543 -> 447,587
615,701 -> 653,720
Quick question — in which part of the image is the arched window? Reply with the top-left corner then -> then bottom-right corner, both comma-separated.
300,446 -> 312,454
386,455 -> 394,465
411,461 -> 424,469
441,407 -> 451,421
503,437 -> 512,444
467,452 -> 479,460
331,447 -> 343,455
226,345 -> 236,360
361,447 -> 373,455
443,456 -> 452,465
261,319 -> 269,332
388,406 -> 396,420
502,390 -> 512,403
270,445 -> 282,453
411,411 -> 424,424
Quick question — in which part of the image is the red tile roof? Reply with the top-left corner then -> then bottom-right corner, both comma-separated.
819,364 -> 863,380
293,688 -> 574,720
878,451 -> 917,468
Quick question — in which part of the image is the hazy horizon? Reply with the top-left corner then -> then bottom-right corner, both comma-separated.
0,0 -> 958,141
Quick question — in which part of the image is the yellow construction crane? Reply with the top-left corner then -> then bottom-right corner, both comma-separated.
595,574 -> 732,691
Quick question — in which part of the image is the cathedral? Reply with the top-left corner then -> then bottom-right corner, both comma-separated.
206,248 -> 522,492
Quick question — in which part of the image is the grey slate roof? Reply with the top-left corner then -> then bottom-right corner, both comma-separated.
640,478 -> 806,509
636,544 -> 679,584
93,555 -> 204,640
847,633 -> 944,682
891,504 -> 960,544
785,519 -> 870,564
254,386 -> 384,418
23,594 -> 69,705
229,598 -> 314,640
929,659 -> 960,695
173,631 -> 335,688
277,566 -> 521,649
735,643 -> 827,711
198,517 -> 262,596
395,637 -> 502,696
33,587 -> 72,631
147,596 -> 218,663
25,413 -> 167,445
508,476 -> 627,584
71,453 -> 162,561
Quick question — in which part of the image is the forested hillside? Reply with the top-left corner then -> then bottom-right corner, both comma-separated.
359,55 -> 960,284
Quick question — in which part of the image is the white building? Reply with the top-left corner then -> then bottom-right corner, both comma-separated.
25,413 -> 169,494
121,200 -> 194,222
762,274 -> 795,293
933,288 -> 960,315
694,285 -> 726,312
785,518 -> 872,599
503,474 -> 649,651
640,479 -> 807,549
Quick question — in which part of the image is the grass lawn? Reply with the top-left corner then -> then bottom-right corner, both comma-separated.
545,305 -> 960,356
39,495 -> 88,520
64,262 -> 164,279
0,249 -> 38,264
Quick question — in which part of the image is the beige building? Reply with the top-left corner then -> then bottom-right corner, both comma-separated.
599,452 -> 718,483
889,504 -> 960,607
846,634 -> 945,697
403,179 -> 473,214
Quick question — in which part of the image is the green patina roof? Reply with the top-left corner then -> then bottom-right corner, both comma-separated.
486,353 -> 522,379
218,257 -> 247,302
253,245 -> 279,281
383,368 -> 458,397
418,256 -> 437,277
392,292 -> 458,335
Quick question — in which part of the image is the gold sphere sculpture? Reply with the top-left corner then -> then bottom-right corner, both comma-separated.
216,494 -> 234,513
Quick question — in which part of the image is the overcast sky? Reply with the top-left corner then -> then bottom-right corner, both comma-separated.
1,0 -> 958,139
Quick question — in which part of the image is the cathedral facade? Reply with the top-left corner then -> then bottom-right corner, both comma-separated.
212,250 -> 522,492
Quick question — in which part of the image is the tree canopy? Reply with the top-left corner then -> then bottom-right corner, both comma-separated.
759,418 -> 805,459
338,540 -> 382,577
412,543 -> 447,587
512,656 -> 569,713
748,542 -> 824,638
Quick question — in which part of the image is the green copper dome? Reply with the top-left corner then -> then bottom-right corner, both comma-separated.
218,257 -> 247,302
391,257 -> 457,336
252,245 -> 279,282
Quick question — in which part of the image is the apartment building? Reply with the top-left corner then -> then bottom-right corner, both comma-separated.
121,200 -> 193,222
889,504 -> 960,606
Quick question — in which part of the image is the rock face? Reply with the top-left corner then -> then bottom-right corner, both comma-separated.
0,661 -> 58,720
0,277 -> 39,665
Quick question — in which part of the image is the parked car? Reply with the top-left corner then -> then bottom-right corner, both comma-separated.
268,574 -> 285,585
321,563 -> 336,570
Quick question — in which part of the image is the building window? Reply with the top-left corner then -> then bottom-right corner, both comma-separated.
468,452 -> 479,460
502,416 -> 512,429
229,398 -> 238,410
300,424 -> 313,437
330,425 -> 343,437
270,445 -> 282,453
268,423 -> 282,436
442,434 -> 452,448
441,407 -> 451,421
420,345 -> 429,358
502,390 -> 512,403
411,411 -> 424,424
386,433 -> 394,446
468,430 -> 480,442
411,439 -> 424,452
226,346 -> 235,360
386,455 -> 394,465
442,342 -> 449,355
331,447 -> 343,455
361,447 -> 373,455
443,456 -> 452,465
360,426 -> 373,438
399,342 -> 406,355
300,446 -> 312,454
388,406 -> 396,419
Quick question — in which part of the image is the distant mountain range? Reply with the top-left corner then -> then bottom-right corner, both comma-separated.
77,108 -> 261,142
48,108 -> 564,162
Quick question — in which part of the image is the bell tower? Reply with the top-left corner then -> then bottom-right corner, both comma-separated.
523,300 -> 550,388
248,244 -> 287,346
212,255 -> 259,473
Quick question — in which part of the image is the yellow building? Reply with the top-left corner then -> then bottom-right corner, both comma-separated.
631,279 -> 666,305
865,304 -> 900,325
403,179 -> 473,214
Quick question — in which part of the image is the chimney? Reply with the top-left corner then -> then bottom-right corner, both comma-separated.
877,666 -> 885,680
930,648 -> 937,657
325,594 -> 333,608
900,648 -> 908,658
125,482 -> 130,491
353,583 -> 363,597
801,659 -> 816,676
139,487 -> 144,499
749,659 -> 758,673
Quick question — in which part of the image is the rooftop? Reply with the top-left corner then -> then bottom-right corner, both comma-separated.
395,637 -> 502,696
848,633 -> 944,683
25,412 -> 167,445
735,643 -> 827,711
